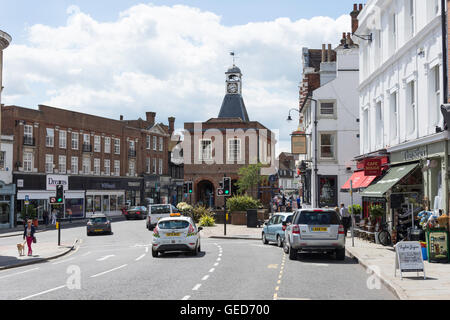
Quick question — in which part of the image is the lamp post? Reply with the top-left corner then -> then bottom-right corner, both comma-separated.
287,96 -> 318,208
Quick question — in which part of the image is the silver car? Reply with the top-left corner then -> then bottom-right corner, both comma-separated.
87,214 -> 112,236
283,209 -> 346,260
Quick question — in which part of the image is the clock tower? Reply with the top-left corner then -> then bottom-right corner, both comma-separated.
218,64 -> 249,122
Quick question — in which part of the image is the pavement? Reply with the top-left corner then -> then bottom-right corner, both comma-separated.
201,223 -> 262,240
346,235 -> 450,300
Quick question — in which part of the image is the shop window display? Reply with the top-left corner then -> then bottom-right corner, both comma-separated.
94,195 -> 101,212
110,195 -> 117,211
65,198 -> 84,218
318,176 -> 337,208
0,202 -> 10,224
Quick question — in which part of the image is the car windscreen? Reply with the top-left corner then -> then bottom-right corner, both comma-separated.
90,217 -> 107,223
297,211 -> 340,225
285,215 -> 293,223
151,205 -> 171,214
158,220 -> 190,229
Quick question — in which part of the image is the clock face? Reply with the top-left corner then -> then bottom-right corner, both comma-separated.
227,83 -> 238,94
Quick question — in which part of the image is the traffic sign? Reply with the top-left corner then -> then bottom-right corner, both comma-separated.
24,195 -> 29,201
217,188 -> 224,196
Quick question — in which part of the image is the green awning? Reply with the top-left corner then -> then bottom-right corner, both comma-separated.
360,163 -> 419,198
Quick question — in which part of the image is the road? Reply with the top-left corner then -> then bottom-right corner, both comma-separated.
0,219 -> 396,300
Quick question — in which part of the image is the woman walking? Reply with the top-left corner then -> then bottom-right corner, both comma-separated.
23,219 -> 36,256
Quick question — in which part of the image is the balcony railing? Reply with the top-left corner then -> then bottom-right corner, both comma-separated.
23,136 -> 35,146
128,149 -> 136,158
82,144 -> 92,152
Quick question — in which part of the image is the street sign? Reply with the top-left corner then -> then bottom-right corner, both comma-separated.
24,195 -> 29,201
217,188 -> 224,196
395,241 -> 426,279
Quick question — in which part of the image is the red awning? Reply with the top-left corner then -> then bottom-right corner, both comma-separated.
341,171 -> 377,190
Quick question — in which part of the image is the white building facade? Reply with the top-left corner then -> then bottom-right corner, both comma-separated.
355,0 -> 449,218
302,43 -> 361,208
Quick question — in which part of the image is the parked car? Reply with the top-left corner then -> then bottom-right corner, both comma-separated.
151,213 -> 202,257
283,209 -> 346,260
147,204 -> 179,230
262,212 -> 293,247
124,206 -> 148,220
87,214 -> 112,236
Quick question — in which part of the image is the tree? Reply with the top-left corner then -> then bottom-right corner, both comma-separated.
235,163 -> 268,199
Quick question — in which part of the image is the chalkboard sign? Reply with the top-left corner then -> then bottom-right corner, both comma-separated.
395,241 -> 426,279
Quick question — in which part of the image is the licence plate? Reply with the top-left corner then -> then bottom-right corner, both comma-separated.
311,227 -> 328,232
94,229 -> 103,232
166,232 -> 180,237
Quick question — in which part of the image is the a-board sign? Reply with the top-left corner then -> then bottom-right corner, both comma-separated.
395,241 -> 426,279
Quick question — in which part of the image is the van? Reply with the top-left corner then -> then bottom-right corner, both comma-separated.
146,204 -> 179,230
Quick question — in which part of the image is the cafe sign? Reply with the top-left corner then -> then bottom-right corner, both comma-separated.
364,158 -> 381,176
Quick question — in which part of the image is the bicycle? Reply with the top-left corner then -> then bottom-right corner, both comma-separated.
377,221 -> 392,246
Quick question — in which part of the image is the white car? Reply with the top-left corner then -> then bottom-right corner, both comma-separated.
146,204 -> 179,230
151,214 -> 202,257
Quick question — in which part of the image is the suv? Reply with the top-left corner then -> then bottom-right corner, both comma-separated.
283,209 -> 346,260
147,204 -> 179,230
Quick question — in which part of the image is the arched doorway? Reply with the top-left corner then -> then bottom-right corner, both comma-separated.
196,180 -> 215,208
231,179 -> 239,196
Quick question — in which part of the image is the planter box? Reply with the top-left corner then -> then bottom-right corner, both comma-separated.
231,211 -> 247,225
258,209 -> 269,221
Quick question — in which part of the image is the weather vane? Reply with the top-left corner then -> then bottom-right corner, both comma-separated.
230,51 -> 236,66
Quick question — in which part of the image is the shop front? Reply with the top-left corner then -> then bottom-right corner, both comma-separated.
0,181 -> 15,229
144,175 -> 160,205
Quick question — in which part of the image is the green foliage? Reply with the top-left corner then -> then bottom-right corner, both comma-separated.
349,204 -> 362,215
227,195 -> 261,212
199,214 -> 215,227
235,163 -> 267,196
177,202 -> 193,217
20,204 -> 37,221
192,205 -> 214,223
369,204 -> 384,218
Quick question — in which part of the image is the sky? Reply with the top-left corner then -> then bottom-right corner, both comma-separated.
0,0 -> 359,153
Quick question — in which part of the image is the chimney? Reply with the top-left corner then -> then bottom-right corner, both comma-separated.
321,44 -> 326,63
340,32 -> 347,46
146,112 -> 156,126
347,32 -> 354,46
327,44 -> 332,62
351,3 -> 363,34
168,117 -> 175,135
120,115 -> 123,121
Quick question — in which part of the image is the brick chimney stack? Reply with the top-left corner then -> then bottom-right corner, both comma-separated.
146,112 -> 156,126
322,44 -> 326,63
168,117 -> 175,135
351,3 -> 364,34
120,115 -> 123,121
327,44 -> 332,62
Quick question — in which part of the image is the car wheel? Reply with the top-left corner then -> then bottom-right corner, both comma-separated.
283,239 -> 290,254
289,247 -> 297,260
198,243 -> 201,253
152,249 -> 159,257
276,235 -> 283,248
336,248 -> 345,261
262,232 -> 268,244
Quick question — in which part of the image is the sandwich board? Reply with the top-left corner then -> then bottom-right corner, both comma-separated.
394,241 -> 426,280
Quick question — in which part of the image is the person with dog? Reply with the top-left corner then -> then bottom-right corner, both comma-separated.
23,219 -> 36,256
339,203 -> 350,237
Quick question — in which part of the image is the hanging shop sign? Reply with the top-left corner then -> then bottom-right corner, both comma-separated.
364,158 -> 382,176
291,134 -> 307,155
394,241 -> 426,279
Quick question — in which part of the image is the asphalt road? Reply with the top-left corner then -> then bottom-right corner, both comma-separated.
0,219 -> 397,300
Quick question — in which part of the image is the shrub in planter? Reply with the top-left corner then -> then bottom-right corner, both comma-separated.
199,214 -> 215,227
20,204 -> 37,222
177,202 -> 193,217
226,195 -> 261,213
192,205 -> 214,223
369,204 -> 384,220
349,204 -> 362,216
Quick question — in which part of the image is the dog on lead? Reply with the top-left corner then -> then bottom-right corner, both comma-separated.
17,241 -> 26,256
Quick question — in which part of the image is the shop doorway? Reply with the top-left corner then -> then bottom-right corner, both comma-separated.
196,180 -> 215,208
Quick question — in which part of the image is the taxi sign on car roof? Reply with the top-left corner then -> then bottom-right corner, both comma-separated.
170,213 -> 181,217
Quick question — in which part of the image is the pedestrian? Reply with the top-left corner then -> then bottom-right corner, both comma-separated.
43,209 -> 48,225
47,210 -> 52,226
23,219 -> 36,256
340,203 -> 350,237
296,195 -> 301,210
51,208 -> 57,225
67,208 -> 73,223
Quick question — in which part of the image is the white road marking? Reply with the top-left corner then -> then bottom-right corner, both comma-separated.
214,263 -> 219,267
145,247 -> 149,253
90,264 -> 127,278
209,268 -> 215,273
218,253 -> 222,257
182,295 -> 190,300
135,254 -> 146,261
19,285 -> 66,300
310,263 -> 329,267
96,255 -> 115,261
52,257 -> 75,265
202,275 -> 209,281
0,267 -> 39,280
216,258 -> 221,261
192,284 -> 201,291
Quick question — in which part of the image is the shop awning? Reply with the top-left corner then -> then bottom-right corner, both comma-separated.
341,171 -> 366,190
360,163 -> 419,198
359,175 -> 377,188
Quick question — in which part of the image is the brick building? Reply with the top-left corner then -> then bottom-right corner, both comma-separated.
183,65 -> 276,208
2,104 -> 175,223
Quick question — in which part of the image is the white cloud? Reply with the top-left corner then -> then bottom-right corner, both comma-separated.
2,4 -> 350,153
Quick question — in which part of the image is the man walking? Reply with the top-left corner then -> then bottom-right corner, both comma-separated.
340,203 -> 350,237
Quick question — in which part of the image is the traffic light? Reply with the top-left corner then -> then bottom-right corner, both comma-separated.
223,177 -> 231,196
183,182 -> 188,194
188,182 -> 193,194
56,184 -> 64,203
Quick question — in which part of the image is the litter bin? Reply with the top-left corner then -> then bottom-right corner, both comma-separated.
246,209 -> 257,228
